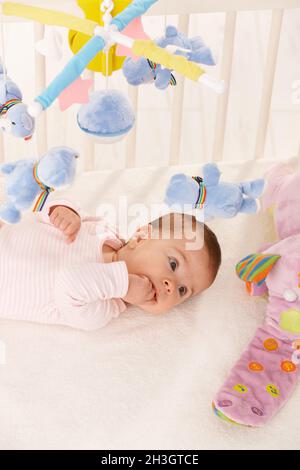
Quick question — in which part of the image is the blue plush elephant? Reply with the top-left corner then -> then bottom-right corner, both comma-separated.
165,163 -> 265,221
0,147 -> 79,224
156,25 -> 215,66
0,63 -> 35,140
122,25 -> 215,90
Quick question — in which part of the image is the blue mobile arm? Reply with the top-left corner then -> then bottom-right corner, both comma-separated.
112,0 -> 158,31
35,36 -> 105,110
32,0 -> 158,113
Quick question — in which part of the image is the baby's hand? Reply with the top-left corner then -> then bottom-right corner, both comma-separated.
123,274 -> 155,305
49,205 -> 81,244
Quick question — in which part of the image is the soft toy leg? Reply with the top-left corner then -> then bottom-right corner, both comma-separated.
0,202 -> 21,224
239,197 -> 258,214
213,324 -> 299,426
239,179 -> 265,199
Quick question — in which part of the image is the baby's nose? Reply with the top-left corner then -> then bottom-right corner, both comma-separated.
163,279 -> 175,295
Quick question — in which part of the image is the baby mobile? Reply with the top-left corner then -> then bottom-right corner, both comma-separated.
0,0 -> 225,144
0,0 -> 233,224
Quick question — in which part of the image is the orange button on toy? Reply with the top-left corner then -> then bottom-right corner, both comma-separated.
292,339 -> 300,350
281,360 -> 297,373
263,338 -> 278,351
249,361 -> 264,372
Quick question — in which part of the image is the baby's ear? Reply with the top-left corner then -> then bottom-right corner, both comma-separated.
203,163 -> 221,187
236,253 -> 280,286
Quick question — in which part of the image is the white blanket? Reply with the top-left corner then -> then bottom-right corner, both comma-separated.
1,158 -> 300,450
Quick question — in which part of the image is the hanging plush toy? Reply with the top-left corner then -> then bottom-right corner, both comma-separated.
164,163 -> 265,221
68,1 -> 136,142
156,25 -> 215,65
0,147 -> 78,224
213,164 -> 300,427
122,25 -> 215,90
77,89 -> 135,143
0,63 -> 35,140
123,56 -> 177,90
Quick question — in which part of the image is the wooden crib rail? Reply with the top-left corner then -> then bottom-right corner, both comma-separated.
149,0 -> 299,14
2,0 -> 298,15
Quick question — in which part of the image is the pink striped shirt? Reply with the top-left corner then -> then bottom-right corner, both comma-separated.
0,199 -> 129,330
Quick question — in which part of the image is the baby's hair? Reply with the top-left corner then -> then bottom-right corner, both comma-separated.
203,222 -> 222,283
150,212 -> 221,283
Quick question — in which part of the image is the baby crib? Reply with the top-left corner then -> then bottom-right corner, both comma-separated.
0,0 -> 299,170
0,0 -> 299,451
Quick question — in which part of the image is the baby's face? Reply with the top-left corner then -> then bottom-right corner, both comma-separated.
122,227 -> 212,314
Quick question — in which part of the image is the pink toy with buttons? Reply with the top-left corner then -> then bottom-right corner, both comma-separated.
213,163 -> 300,427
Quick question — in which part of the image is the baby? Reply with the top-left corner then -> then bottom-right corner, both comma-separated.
0,199 -> 221,330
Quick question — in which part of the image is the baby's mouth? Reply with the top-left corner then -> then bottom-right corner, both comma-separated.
150,280 -> 158,302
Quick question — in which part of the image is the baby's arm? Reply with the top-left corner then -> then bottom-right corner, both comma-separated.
38,198 -> 82,243
48,205 -> 81,244
55,261 -> 129,331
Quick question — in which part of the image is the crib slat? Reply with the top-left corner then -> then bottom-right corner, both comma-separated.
84,138 -> 95,171
254,9 -> 284,159
212,11 -> 237,162
34,23 -> 47,155
169,14 -> 190,166
125,85 -> 138,168
83,70 -> 95,171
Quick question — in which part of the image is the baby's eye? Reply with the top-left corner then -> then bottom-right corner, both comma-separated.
179,286 -> 187,297
169,258 -> 177,271
11,122 -> 16,125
